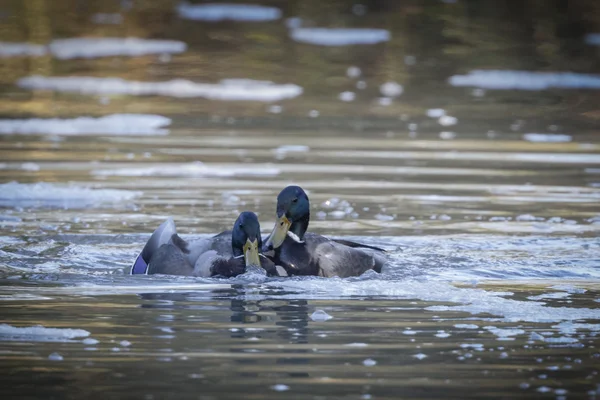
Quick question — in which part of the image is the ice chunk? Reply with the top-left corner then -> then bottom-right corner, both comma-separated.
177,3 -> 281,21
0,114 -> 171,135
380,82 -> 403,97
92,161 -> 280,177
0,182 -> 141,209
0,324 -> 90,342
449,70 -> 600,90
271,384 -> 290,391
310,310 -> 333,321
290,28 -> 390,46
18,76 -> 303,102
523,133 -> 572,143
362,358 -> 377,366
0,42 -> 47,57
49,38 -> 186,59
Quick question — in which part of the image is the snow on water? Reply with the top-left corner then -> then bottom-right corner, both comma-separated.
0,114 -> 171,135
0,324 -> 90,342
289,28 -> 390,46
48,38 -> 186,59
91,161 -> 280,177
0,182 -> 141,209
18,76 -> 303,102
0,42 -> 46,57
523,133 -> 572,143
449,70 -> 600,90
177,2 -> 281,21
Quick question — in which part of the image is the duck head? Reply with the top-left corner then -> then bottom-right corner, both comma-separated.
264,185 -> 310,251
232,211 -> 262,267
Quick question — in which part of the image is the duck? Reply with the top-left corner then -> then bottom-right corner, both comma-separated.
262,185 -> 387,277
131,211 -> 286,277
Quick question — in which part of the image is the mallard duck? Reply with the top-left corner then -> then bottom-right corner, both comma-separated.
262,186 -> 386,277
131,211 -> 286,277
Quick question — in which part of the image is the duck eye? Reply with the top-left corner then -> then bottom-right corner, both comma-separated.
292,198 -> 298,203
279,221 -> 285,227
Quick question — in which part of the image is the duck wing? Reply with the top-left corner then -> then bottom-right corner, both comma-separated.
131,218 -> 177,274
305,233 -> 386,277
331,238 -> 386,253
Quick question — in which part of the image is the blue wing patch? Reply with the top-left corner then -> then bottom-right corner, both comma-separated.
130,253 -> 148,275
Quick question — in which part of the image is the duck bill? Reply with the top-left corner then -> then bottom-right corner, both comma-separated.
243,238 -> 261,267
264,215 -> 291,250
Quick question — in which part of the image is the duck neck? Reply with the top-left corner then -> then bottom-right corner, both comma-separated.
290,211 -> 309,241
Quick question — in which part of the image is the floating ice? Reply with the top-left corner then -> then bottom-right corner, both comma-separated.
347,66 -> 361,78
426,108 -> 445,118
271,384 -> 290,392
290,28 -> 390,46
0,182 -> 141,209
0,114 -> 171,135
0,42 -> 46,57
266,280 -> 600,323
380,82 -> 403,97
49,38 -> 186,59
362,358 -> 377,366
585,33 -> 600,46
310,310 -> 333,321
484,326 -> 525,338
339,91 -> 356,102
438,115 -> 457,126
552,322 -> 600,335
344,342 -> 368,347
18,76 -> 303,102
413,353 -> 428,360
435,331 -> 450,338
523,133 -> 572,143
449,70 -> 600,90
0,324 -> 90,342
92,161 -> 280,177
177,3 -> 281,21
527,292 -> 570,301
454,324 -> 478,329
48,352 -> 64,361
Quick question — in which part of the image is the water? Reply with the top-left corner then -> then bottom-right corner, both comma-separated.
1,0 -> 600,398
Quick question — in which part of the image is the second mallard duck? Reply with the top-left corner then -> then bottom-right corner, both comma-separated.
263,186 -> 387,277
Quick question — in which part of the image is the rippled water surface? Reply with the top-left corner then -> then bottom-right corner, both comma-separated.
1,1 -> 600,398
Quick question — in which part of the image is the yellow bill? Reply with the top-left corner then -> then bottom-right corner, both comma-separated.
264,214 -> 291,250
243,238 -> 261,267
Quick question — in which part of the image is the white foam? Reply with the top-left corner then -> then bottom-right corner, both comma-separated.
290,28 -> 390,46
91,162 -> 280,177
0,42 -> 47,57
18,76 -> 303,102
523,133 -> 572,143
0,182 -> 141,209
426,108 -> 445,118
0,114 -> 171,135
449,70 -> 600,90
585,33 -> 600,46
0,324 -> 90,342
177,3 -> 281,21
49,38 -> 186,59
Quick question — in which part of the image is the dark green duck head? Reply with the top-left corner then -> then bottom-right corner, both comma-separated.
232,211 -> 263,267
264,185 -> 310,251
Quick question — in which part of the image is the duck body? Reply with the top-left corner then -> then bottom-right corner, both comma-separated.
263,186 -> 387,278
271,232 -> 385,278
131,212 -> 284,278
